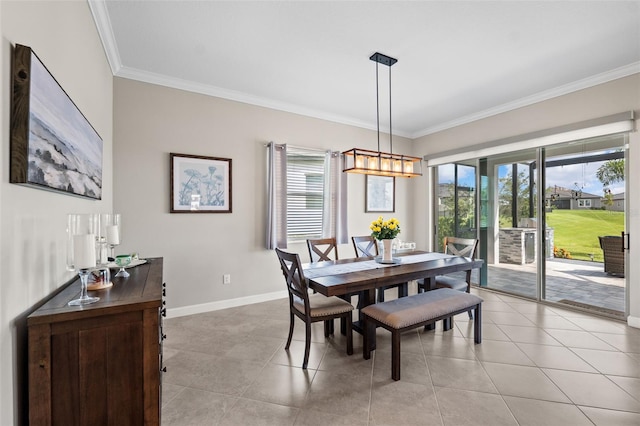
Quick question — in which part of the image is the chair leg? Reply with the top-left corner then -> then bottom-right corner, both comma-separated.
324,320 -> 331,337
303,321 -> 311,369
473,304 -> 482,344
391,331 -> 401,381
468,310 -> 474,320
285,312 -> 295,350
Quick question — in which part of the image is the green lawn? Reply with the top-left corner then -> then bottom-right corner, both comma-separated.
545,209 -> 624,262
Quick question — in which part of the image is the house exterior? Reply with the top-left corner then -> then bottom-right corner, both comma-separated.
546,186 -> 606,210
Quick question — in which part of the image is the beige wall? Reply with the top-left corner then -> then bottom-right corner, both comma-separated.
113,77 -> 415,312
410,74 -> 640,325
0,1 -> 113,424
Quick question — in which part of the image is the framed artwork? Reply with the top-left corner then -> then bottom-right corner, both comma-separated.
10,44 -> 103,199
365,175 -> 395,212
170,153 -> 232,213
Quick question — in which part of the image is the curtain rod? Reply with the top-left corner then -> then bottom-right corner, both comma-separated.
264,142 -> 338,154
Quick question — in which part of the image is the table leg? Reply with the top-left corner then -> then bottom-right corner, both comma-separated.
423,277 -> 437,331
360,288 -> 376,352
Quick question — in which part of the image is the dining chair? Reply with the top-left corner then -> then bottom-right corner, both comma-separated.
307,237 -> 355,334
275,248 -> 353,369
351,235 -> 408,303
306,237 -> 339,262
418,236 -> 479,317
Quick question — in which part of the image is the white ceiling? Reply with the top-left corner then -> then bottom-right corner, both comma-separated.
90,1 -> 640,138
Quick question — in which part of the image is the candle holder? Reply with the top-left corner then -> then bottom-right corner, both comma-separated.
101,213 -> 121,259
67,214 -> 100,306
68,268 -> 100,306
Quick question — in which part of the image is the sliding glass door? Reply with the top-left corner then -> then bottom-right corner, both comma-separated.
434,133 -> 628,317
435,163 -> 476,251
542,135 -> 627,316
482,148 -> 539,298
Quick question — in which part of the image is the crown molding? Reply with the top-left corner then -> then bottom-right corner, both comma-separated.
411,62 -> 640,139
88,0 -> 122,75
116,65 -> 414,138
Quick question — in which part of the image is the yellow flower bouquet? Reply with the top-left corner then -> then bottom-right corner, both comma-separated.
370,216 -> 401,240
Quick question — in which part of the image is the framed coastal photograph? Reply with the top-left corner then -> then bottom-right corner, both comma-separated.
10,44 -> 103,199
170,153 -> 232,213
366,175 -> 395,212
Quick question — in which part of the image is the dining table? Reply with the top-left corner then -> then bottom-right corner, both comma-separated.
302,250 -> 484,341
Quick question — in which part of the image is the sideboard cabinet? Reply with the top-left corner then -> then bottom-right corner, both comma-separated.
28,257 -> 165,425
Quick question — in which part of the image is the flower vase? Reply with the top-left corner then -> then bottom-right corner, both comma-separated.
381,239 -> 394,262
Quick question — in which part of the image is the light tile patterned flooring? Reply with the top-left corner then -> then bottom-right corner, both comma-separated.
162,286 -> 640,425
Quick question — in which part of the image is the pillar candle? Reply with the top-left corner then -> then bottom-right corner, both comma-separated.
74,234 -> 96,270
106,225 -> 120,245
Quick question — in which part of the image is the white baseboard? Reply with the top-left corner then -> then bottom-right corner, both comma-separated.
166,290 -> 288,319
628,315 -> 640,329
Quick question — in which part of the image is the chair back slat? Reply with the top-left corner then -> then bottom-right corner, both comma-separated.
275,248 -> 310,309
307,238 -> 338,262
352,235 -> 379,258
443,237 -> 479,259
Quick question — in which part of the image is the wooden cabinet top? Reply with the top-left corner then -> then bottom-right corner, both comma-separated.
28,257 -> 163,326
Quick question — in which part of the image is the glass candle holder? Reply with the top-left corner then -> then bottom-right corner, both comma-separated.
67,214 -> 100,306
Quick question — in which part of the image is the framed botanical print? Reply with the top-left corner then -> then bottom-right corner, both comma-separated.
365,175 -> 395,212
170,153 -> 232,213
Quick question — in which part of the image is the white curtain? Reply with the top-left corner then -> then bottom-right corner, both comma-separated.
266,142 -> 287,249
323,151 -> 349,244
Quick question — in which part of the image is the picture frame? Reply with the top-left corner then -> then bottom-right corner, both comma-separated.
10,44 -> 103,199
170,153 -> 232,213
365,175 -> 395,212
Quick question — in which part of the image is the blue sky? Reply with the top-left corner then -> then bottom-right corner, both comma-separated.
438,155 -> 625,197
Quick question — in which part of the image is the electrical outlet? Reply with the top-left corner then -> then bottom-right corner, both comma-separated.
223,274 -> 231,284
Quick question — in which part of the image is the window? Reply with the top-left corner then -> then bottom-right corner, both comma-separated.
266,143 -> 347,249
577,199 -> 592,208
286,147 -> 326,241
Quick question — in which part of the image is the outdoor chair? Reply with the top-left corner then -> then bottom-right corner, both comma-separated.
599,235 -> 624,276
352,235 -> 407,302
275,248 -> 353,369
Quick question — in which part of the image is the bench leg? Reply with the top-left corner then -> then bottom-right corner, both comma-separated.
474,304 -> 482,344
392,331 -> 401,381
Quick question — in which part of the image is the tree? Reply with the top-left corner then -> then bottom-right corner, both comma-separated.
596,158 -> 624,187
498,167 -> 533,227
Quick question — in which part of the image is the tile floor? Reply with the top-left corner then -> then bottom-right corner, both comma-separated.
161,286 -> 640,425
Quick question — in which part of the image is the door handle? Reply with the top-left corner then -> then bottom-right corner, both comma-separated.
621,231 -> 630,252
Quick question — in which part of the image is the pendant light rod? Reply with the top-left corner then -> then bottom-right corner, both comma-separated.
388,58 -> 393,155
342,52 -> 422,178
369,52 -> 397,154
375,59 -> 380,154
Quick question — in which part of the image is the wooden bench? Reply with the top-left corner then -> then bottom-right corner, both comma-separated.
362,288 -> 483,380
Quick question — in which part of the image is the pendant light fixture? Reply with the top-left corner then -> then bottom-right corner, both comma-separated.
343,52 -> 422,178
